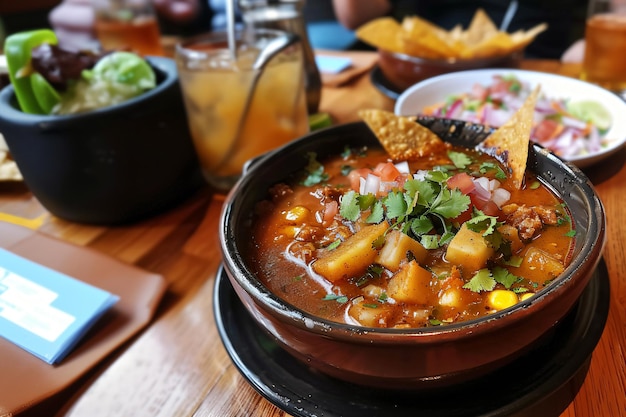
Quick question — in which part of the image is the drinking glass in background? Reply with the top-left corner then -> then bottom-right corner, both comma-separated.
582,0 -> 626,95
92,0 -> 165,56
175,29 -> 309,192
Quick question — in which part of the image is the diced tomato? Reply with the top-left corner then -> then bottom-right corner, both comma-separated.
533,119 -> 561,144
471,83 -> 488,101
373,162 -> 401,182
447,172 -> 475,194
322,200 -> 338,226
477,200 -> 500,217
348,168 -> 372,192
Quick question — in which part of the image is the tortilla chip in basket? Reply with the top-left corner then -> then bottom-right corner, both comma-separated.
358,109 -> 446,161
479,85 -> 541,189
355,17 -> 405,54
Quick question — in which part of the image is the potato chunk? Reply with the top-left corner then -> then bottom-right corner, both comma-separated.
446,223 -> 494,273
312,222 -> 388,282
387,260 -> 433,304
375,229 -> 428,272
515,247 -> 565,282
349,301 -> 394,327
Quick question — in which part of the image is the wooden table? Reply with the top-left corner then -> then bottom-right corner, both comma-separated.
2,56 -> 624,417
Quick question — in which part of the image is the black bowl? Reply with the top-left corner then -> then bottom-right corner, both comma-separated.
0,57 -> 202,224
220,120 -> 606,389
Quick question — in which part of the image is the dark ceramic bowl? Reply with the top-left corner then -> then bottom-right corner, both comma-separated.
378,48 -> 523,92
220,119 -> 606,390
0,57 -> 202,225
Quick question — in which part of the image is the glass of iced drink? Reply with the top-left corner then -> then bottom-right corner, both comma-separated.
582,0 -> 626,94
175,29 -> 309,191
93,0 -> 165,56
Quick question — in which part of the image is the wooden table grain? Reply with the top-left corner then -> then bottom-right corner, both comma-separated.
2,56 -> 624,417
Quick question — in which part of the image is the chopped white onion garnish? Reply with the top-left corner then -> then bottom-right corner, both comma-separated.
394,161 -> 410,174
492,187 -> 511,208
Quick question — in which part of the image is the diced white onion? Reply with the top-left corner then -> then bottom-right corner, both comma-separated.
363,173 -> 381,195
394,161 -> 410,174
492,187 -> 511,208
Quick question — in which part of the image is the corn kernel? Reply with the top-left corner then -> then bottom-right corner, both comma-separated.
285,206 -> 310,222
487,290 -> 518,311
520,292 -> 535,302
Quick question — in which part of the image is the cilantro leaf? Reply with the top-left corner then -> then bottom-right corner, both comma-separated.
492,266 -> 518,289
430,188 -> 470,218
448,151 -> 473,169
463,269 -> 496,292
384,191 -> 408,220
466,211 -> 499,236
339,190 -> 360,221
302,152 -> 329,186
366,200 -> 384,223
410,216 -> 434,235
479,162 -> 507,180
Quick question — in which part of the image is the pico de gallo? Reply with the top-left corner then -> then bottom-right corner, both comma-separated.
421,74 -> 612,159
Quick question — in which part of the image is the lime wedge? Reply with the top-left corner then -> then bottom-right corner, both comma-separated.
91,51 -> 156,90
566,100 -> 612,131
309,112 -> 333,131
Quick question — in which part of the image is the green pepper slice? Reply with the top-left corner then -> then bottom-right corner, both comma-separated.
4,29 -> 60,114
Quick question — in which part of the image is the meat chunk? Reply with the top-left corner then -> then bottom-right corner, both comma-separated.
269,183 -> 293,200
502,203 -> 559,241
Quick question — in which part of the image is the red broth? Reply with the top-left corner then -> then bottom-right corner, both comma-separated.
247,145 -> 574,328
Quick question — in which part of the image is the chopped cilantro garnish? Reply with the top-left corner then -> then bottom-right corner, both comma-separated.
504,255 -> 523,267
565,229 -> 577,237
448,151 -> 473,169
463,269 -> 497,292
323,294 -> 348,304
339,190 -> 360,221
363,303 -> 379,309
492,266 -> 519,289
341,164 -> 353,176
366,200 -> 384,223
479,162 -> 507,180
302,152 -> 329,186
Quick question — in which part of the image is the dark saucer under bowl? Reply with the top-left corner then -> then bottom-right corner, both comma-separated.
214,260 -> 610,417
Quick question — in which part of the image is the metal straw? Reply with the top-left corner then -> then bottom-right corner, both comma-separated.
226,0 -> 237,59
500,0 -> 519,31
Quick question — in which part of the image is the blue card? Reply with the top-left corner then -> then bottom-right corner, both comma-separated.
315,55 -> 353,74
0,248 -> 119,364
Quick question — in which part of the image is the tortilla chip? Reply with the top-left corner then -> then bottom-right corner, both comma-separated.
354,9 -> 547,60
480,86 -> 541,189
465,9 -> 499,46
355,17 -> 405,53
358,109 -> 446,161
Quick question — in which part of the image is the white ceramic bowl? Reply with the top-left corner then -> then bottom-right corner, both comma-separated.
394,68 -> 626,168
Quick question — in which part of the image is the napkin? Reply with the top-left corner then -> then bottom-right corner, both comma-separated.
0,221 -> 167,415
0,248 -> 119,364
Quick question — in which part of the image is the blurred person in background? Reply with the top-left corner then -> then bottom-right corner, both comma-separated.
331,0 -> 588,59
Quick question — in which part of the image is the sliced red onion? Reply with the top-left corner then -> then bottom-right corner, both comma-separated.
562,116 -> 588,130
472,177 -> 491,201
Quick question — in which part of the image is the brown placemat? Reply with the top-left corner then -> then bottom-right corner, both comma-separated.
0,222 -> 167,416
316,50 -> 379,87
